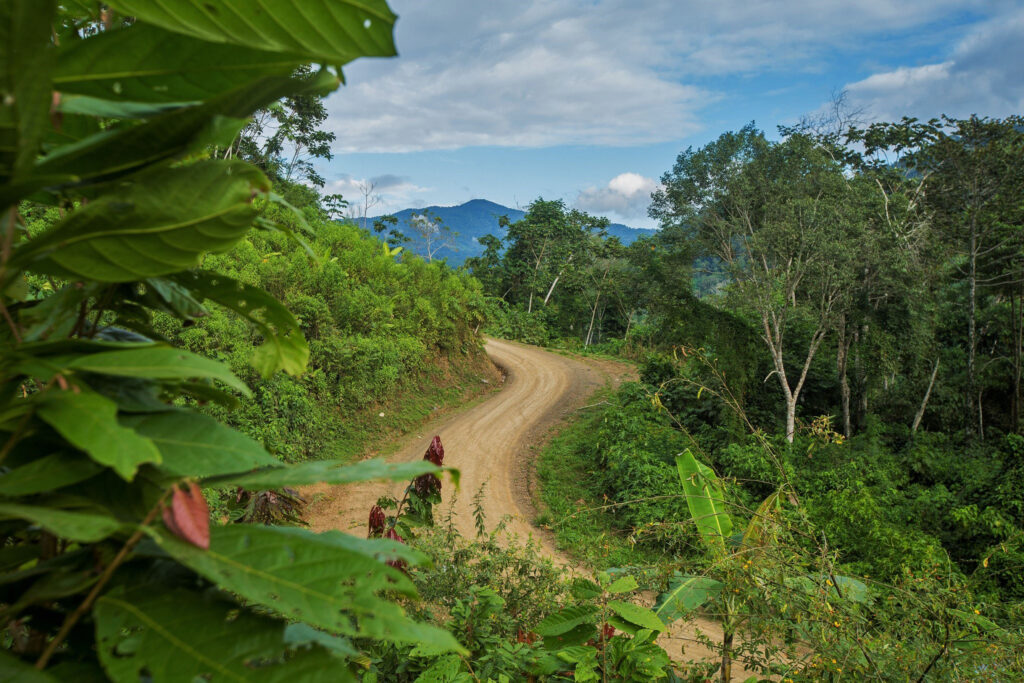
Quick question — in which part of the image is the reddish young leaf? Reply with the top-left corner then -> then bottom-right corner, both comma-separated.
424,435 -> 444,466
368,505 -> 386,538
413,472 -> 441,496
163,482 -> 210,550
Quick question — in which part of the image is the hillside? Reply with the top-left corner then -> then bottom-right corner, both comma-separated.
369,198 -> 656,263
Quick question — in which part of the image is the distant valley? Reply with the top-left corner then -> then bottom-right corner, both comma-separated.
366,199 -> 656,264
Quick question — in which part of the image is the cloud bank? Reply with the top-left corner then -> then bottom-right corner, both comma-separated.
328,0 -> 983,153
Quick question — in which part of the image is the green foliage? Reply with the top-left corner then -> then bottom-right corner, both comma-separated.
0,3 -> 476,679
152,212 -> 489,463
363,509 -> 676,682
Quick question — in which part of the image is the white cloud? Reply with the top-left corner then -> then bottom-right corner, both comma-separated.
843,8 -> 1024,122
328,0 -> 980,153
576,173 -> 660,220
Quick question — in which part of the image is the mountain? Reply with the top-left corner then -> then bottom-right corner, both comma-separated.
367,199 -> 656,264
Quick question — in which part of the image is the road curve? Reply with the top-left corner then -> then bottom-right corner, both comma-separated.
304,337 -> 621,548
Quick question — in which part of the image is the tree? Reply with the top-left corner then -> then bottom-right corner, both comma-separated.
501,199 -> 608,313
351,179 -> 384,231
408,209 -> 458,262
652,126 -> 856,442
226,65 -> 336,187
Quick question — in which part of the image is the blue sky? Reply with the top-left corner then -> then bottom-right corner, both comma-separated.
318,1 -> 1024,228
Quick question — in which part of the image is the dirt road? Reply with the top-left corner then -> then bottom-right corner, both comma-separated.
305,337 -> 625,545
304,337 -> 759,677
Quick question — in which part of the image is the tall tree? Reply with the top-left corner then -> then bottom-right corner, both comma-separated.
652,126 -> 857,441
501,199 -> 607,312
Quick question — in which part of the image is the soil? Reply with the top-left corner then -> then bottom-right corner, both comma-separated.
303,337 -> 763,678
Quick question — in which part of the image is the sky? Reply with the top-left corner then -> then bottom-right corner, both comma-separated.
319,0 -> 1024,228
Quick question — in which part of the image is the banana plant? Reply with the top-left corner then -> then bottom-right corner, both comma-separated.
656,449 -> 867,682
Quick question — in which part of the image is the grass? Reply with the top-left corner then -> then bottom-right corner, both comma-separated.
535,389 -> 666,569
330,351 -> 502,462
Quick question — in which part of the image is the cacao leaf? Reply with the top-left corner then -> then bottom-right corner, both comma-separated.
0,0 -> 56,187
122,410 -> 279,479
94,584 -> 348,682
105,0 -> 397,64
37,390 -> 162,480
0,503 -> 122,543
54,23 -> 301,104
168,270 -> 308,377
14,161 -> 269,285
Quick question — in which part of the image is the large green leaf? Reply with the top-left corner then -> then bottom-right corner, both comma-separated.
37,390 -> 162,480
123,410 -> 278,478
0,650 -> 57,682
541,623 -> 597,650
204,457 -> 445,489
27,73 -> 332,192
153,525 -> 465,653
63,346 -> 249,396
607,601 -> 665,633
54,23 -> 301,104
675,449 -> 732,557
94,584 -> 349,682
105,0 -> 398,64
0,452 -> 103,495
0,0 -> 56,187
0,503 -> 122,542
169,270 -> 308,377
13,161 -> 268,284
533,605 -> 599,637
653,574 -> 723,623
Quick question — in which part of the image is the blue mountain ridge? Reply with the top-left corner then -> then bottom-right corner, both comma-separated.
368,198 -> 656,265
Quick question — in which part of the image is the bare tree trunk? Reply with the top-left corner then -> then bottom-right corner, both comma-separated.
542,253 -> 572,305
720,620 -> 734,683
967,221 -> 978,438
584,291 -> 601,347
911,358 -> 940,435
978,390 -> 984,442
785,398 -> 797,444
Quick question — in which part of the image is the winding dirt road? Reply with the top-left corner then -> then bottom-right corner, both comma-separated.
304,338 -> 759,677
305,337 -> 624,546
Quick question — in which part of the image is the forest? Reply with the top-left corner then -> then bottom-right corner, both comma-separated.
1,1 -> 1023,682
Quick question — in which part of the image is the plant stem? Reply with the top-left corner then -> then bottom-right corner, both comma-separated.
34,492 -> 168,670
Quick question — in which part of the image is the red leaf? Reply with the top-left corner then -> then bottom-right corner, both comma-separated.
368,505 -> 386,538
164,482 -> 210,550
424,435 -> 444,466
